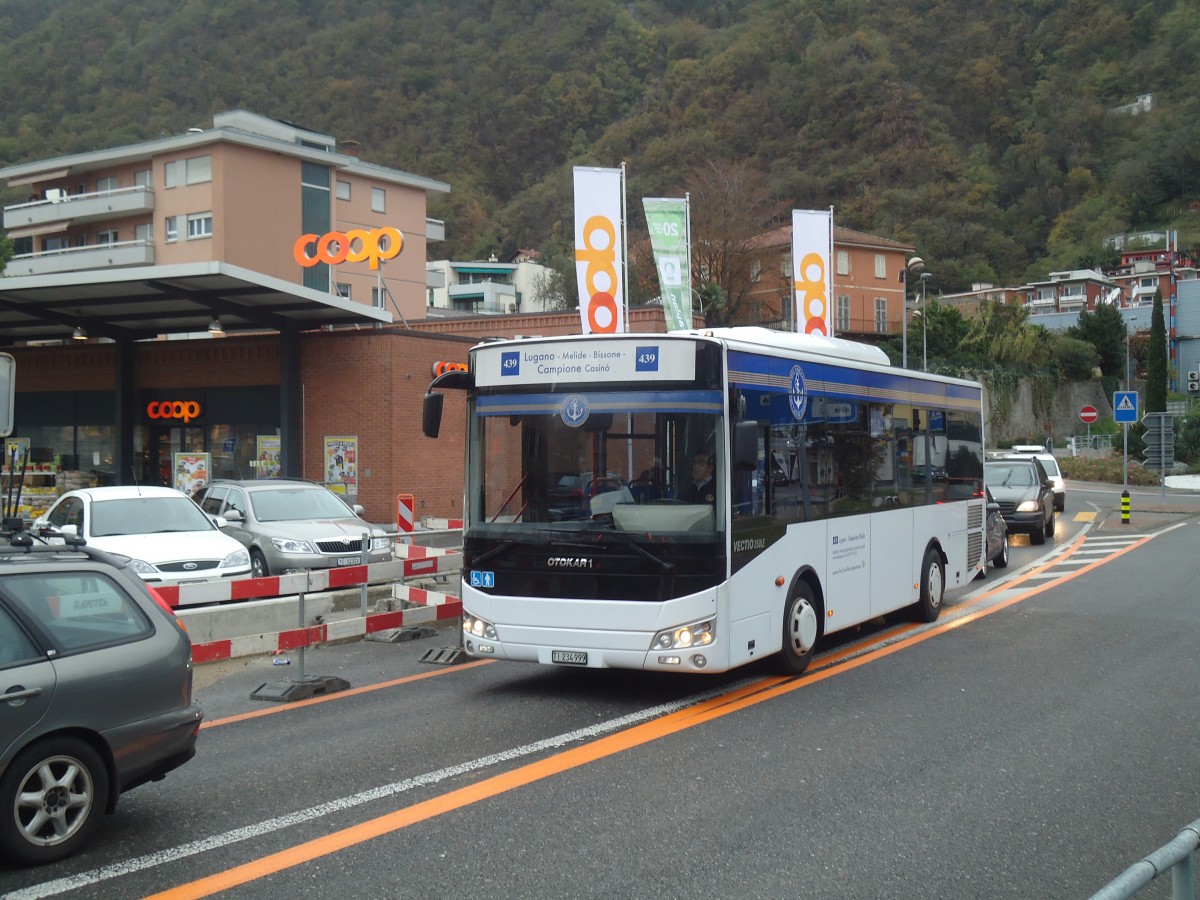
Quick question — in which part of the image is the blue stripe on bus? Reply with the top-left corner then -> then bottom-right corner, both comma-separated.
476,390 -> 724,417
727,350 -> 981,409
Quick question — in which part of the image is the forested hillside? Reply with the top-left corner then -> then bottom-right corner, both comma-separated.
1,0 -> 1197,294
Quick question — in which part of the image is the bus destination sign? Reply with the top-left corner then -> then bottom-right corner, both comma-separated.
475,340 -> 696,387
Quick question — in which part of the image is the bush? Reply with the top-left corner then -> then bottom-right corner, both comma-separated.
1058,455 -> 1163,485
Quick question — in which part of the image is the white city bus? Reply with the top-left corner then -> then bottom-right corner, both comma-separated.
423,326 -> 986,676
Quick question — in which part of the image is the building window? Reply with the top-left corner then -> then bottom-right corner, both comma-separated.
875,254 -> 886,279
186,212 -> 213,239
164,160 -> 182,188
750,260 -> 762,282
837,250 -> 850,276
95,176 -> 118,193
135,169 -> 152,188
335,283 -> 351,299
97,229 -> 118,245
781,258 -> 793,278
874,297 -> 887,333
165,216 -> 179,242
371,187 -> 385,213
836,295 -> 850,332
336,180 -> 351,201
185,155 -> 212,184
135,222 -> 152,243
371,287 -> 383,308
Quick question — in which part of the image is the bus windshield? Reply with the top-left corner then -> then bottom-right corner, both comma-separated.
468,389 -> 725,538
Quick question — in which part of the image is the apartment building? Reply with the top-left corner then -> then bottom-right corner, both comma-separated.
0,110 -> 479,521
739,224 -> 915,339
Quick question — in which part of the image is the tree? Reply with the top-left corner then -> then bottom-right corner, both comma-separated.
686,159 -> 775,327
1146,288 -> 1167,412
1068,301 -> 1127,377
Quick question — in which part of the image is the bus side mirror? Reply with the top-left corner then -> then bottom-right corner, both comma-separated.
422,392 -> 444,438
733,421 -> 758,471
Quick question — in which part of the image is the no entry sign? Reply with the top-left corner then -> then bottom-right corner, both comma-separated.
1079,405 -> 1099,424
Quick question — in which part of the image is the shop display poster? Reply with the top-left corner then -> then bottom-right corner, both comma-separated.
174,452 -> 210,496
324,436 -> 357,495
256,435 -> 281,479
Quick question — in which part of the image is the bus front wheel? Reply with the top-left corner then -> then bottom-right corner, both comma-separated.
913,547 -> 944,623
775,582 -> 819,676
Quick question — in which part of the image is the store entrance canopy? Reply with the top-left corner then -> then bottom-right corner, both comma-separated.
0,262 -> 392,343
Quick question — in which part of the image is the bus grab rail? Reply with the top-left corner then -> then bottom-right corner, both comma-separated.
1090,817 -> 1200,899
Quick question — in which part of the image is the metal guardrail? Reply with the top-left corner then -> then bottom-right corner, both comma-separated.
1090,817 -> 1200,899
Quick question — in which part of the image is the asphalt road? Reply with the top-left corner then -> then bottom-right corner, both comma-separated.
2,482 -> 1199,899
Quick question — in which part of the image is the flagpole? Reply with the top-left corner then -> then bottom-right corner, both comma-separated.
685,191 -> 693,327
621,161 -> 629,333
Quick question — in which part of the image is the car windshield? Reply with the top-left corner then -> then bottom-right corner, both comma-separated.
985,465 -> 1036,487
249,487 -> 355,522
91,496 -> 215,537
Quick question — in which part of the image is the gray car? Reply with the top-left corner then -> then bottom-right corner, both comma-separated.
194,479 -> 394,577
0,534 -> 201,865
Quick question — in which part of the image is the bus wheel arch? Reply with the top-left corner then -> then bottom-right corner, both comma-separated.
913,542 -> 946,623
774,569 -> 823,676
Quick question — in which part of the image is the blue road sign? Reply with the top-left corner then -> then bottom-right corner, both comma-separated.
1113,391 -> 1138,424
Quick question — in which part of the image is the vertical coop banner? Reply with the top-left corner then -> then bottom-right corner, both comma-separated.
792,209 -> 833,336
642,197 -> 692,332
574,166 -> 626,334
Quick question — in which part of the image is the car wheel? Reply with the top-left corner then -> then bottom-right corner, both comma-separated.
773,581 -> 819,676
1031,521 -> 1046,545
0,737 -> 109,866
1055,495 -> 1064,512
1045,509 -> 1055,540
994,535 -> 1009,569
250,549 -> 270,578
913,547 -> 944,623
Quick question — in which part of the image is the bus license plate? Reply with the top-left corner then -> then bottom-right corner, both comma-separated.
552,650 -> 587,666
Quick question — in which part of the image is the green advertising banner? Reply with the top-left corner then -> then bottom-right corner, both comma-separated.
642,198 -> 692,331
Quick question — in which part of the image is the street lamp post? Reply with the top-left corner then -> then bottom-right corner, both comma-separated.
919,272 -> 933,372
903,256 -> 924,369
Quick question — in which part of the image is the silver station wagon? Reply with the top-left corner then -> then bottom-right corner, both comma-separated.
0,534 -> 202,865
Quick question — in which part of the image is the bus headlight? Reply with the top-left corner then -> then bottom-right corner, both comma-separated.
463,611 -> 497,640
652,617 -> 715,651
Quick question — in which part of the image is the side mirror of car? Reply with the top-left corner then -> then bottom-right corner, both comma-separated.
222,509 -> 243,524
987,501 -> 1000,513
211,515 -> 228,528
352,504 -> 366,516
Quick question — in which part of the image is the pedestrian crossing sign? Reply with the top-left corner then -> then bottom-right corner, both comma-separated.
1113,391 -> 1138,424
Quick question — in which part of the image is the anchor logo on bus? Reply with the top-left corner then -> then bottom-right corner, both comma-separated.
560,394 -> 591,428
788,365 -> 808,421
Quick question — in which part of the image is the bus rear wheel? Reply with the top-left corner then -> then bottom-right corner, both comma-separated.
913,547 -> 944,623
775,582 -> 819,676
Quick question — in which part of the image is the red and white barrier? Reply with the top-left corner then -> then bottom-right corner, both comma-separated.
396,493 -> 415,533
422,516 -> 464,530
189,601 -> 462,665
153,546 -> 462,609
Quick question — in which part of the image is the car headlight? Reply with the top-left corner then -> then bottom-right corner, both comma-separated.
271,537 -> 316,554
462,611 -> 498,640
370,535 -> 392,551
221,549 -> 251,568
651,617 -> 716,651
1016,500 -> 1042,512
126,558 -> 158,575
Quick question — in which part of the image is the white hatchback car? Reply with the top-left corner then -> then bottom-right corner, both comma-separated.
1005,445 -> 1065,511
33,486 -> 251,584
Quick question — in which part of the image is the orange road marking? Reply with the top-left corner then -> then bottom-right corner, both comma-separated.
155,530 -> 1154,898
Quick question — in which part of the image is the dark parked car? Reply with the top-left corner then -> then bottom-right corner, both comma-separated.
0,533 -> 201,865
194,479 -> 394,577
983,458 -> 1055,545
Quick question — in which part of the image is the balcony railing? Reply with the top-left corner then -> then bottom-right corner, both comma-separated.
4,240 -> 155,277
3,185 -> 155,231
